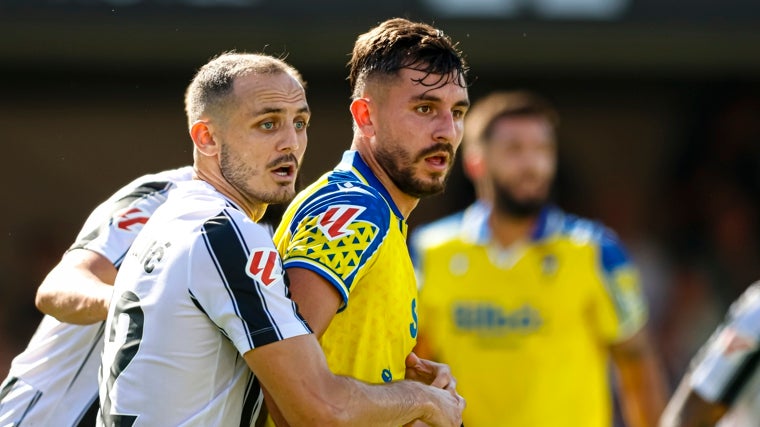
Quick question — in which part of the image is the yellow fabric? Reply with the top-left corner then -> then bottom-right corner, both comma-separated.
274,151 -> 418,385
413,203 -> 647,427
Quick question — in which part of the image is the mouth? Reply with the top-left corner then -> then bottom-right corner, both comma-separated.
270,163 -> 296,181
423,152 -> 450,172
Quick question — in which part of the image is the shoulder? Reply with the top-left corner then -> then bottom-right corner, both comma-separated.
548,207 -> 631,270
287,178 -> 394,233
111,166 -> 194,200
157,185 -> 272,253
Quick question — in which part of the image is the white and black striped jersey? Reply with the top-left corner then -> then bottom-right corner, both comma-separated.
97,180 -> 311,427
690,282 -> 760,427
0,166 -> 193,427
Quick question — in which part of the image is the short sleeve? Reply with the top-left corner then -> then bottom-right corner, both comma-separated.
191,210 -> 311,355
595,228 -> 648,342
277,185 -> 391,309
70,180 -> 176,267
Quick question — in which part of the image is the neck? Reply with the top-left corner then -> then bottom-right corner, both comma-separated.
192,167 -> 267,222
488,206 -> 538,248
351,136 -> 419,219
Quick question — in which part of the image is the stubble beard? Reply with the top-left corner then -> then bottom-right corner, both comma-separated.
492,180 -> 548,219
374,139 -> 455,199
219,144 -> 295,206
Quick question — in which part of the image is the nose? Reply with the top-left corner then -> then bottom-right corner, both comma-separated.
278,125 -> 301,152
434,110 -> 458,144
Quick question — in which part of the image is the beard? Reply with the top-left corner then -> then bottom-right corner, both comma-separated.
374,141 -> 455,198
492,180 -> 548,218
219,143 -> 297,205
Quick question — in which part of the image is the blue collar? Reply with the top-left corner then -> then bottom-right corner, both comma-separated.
466,202 -> 561,245
336,150 -> 404,220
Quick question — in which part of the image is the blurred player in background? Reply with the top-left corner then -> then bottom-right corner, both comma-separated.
659,280 -> 760,427
96,51 -> 464,426
0,165 -> 192,426
411,90 -> 668,427
271,17 -> 470,424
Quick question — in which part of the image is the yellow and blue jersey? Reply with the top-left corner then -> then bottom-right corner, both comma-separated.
274,150 -> 418,385
410,201 -> 648,427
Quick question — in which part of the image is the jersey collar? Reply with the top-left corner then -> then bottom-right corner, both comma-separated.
465,202 -> 562,245
336,150 -> 404,220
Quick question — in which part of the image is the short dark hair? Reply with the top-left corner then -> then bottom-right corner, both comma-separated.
347,17 -> 469,99
464,90 -> 560,148
184,52 -> 304,128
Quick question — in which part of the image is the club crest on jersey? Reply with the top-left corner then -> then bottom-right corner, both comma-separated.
541,254 -> 559,276
113,207 -> 150,232
317,205 -> 366,240
246,248 -> 283,287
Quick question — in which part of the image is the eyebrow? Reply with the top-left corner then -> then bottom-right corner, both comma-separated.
412,93 -> 470,109
254,106 -> 311,116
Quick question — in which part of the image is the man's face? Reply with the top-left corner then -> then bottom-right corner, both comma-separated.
369,68 -> 469,198
485,116 -> 556,217
213,72 -> 310,205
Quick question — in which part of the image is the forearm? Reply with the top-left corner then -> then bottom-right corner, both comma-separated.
252,336 -> 461,427
338,377 -> 440,426
618,360 -> 668,427
35,250 -> 116,324
268,376 -> 439,426
36,273 -> 112,323
613,334 -> 669,427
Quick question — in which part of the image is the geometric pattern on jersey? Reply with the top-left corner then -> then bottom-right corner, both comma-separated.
0,166 -> 193,427
98,180 -> 310,427
274,150 -> 418,385
411,201 -> 648,427
690,282 -> 760,426
284,212 -> 379,301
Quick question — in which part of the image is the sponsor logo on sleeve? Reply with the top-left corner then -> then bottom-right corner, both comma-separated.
246,248 -> 283,286
113,207 -> 150,232
317,205 -> 366,240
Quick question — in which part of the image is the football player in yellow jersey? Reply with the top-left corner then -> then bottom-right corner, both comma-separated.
411,90 -> 669,427
270,17 -> 470,426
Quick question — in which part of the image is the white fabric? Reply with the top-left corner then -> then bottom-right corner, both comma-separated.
0,167 -> 192,427
691,284 -> 760,427
97,180 -> 310,427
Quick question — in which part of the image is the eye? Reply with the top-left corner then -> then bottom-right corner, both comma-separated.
452,108 -> 467,119
260,121 -> 276,131
415,105 -> 432,114
294,119 -> 308,130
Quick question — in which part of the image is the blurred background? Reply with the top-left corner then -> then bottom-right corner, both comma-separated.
2,0 -> 760,407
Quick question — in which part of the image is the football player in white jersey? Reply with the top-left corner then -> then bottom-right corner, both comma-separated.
96,52 -> 463,426
660,281 -> 760,427
0,166 -> 193,426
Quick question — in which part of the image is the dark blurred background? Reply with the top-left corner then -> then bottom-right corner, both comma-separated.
2,0 -> 760,404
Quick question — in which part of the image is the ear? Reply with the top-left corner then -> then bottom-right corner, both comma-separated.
349,98 -> 375,138
190,120 -> 219,157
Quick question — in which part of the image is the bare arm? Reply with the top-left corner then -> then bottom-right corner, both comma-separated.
247,334 -> 464,427
659,372 -> 728,427
610,328 -> 669,427
285,267 -> 343,337
35,249 -> 116,324
263,266 -> 380,425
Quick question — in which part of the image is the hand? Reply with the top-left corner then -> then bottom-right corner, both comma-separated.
419,385 -> 465,427
405,352 -> 458,396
